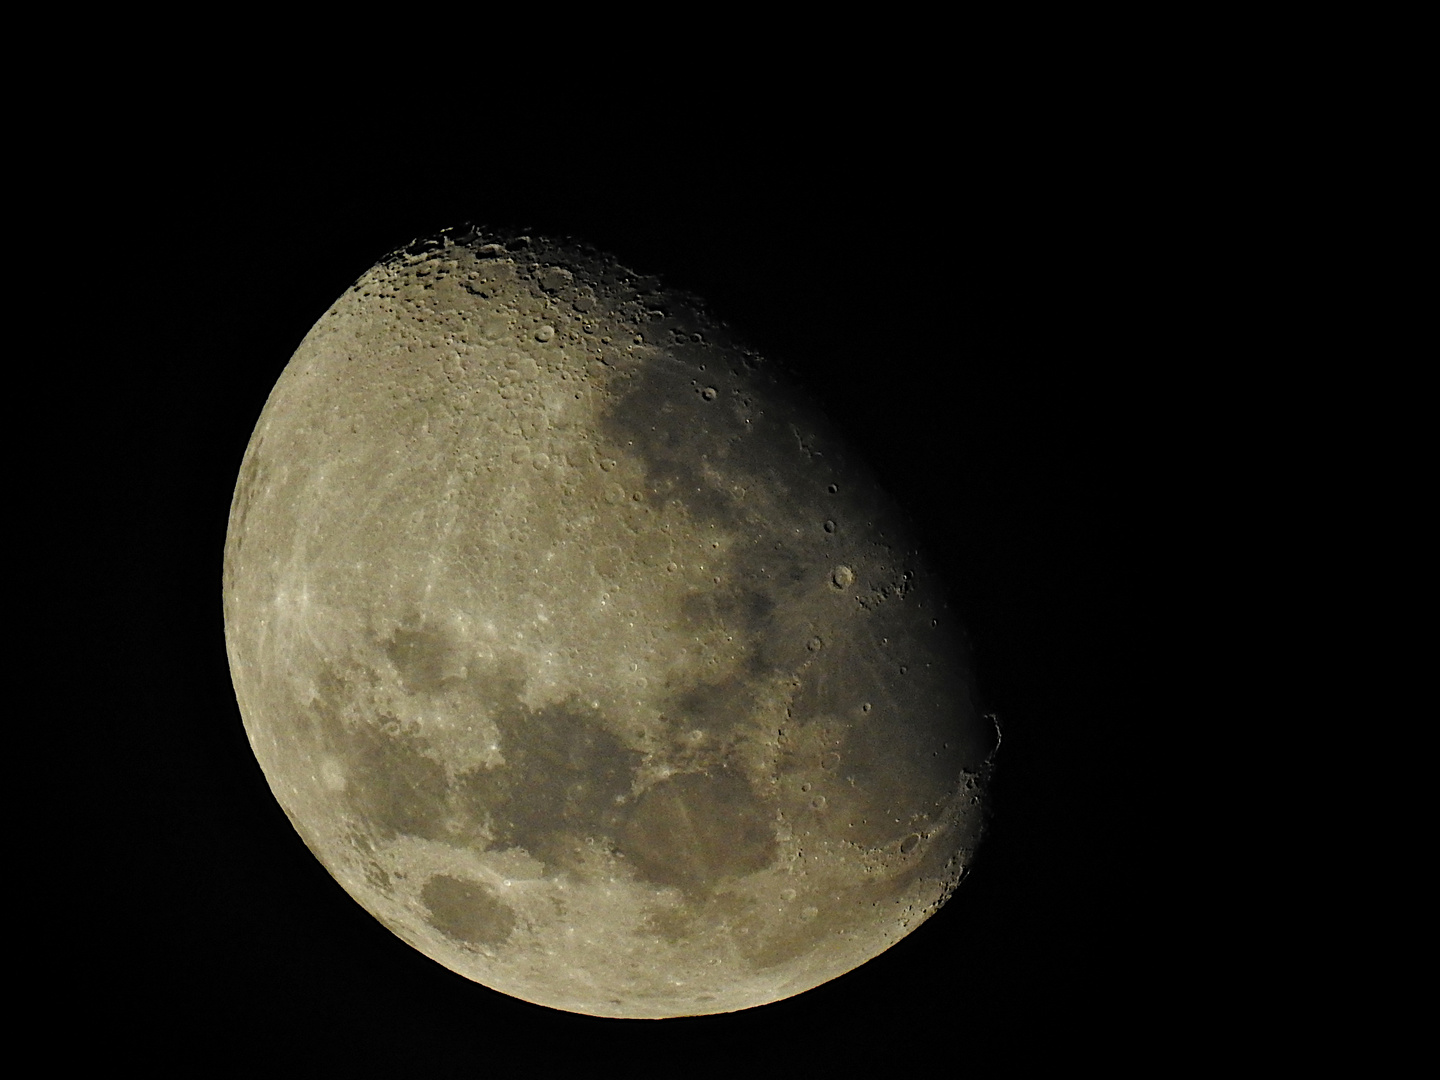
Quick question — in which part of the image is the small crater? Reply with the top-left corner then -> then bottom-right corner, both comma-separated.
701,386 -> 718,401
900,834 -> 921,855
831,566 -> 855,590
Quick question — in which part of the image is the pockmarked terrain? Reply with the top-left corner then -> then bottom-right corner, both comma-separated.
223,226 -> 995,1017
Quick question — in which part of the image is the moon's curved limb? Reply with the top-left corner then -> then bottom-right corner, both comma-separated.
223,227 -> 993,1018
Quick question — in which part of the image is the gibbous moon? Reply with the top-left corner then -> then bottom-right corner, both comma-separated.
223,225 -> 994,1017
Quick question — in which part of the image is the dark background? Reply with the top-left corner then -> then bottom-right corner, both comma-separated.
80,114 -> 1152,1069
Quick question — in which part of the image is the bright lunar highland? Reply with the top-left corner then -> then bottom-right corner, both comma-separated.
223,226 -> 994,1017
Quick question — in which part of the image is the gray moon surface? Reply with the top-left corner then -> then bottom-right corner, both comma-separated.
222,226 -> 994,1018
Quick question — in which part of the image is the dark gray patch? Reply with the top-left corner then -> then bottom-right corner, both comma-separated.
594,357 -> 816,535
669,677 -> 760,739
342,719 -> 451,841
778,622 -> 973,847
643,903 -> 699,945
385,622 -> 463,694
363,859 -> 392,892
677,589 -> 717,634
747,915 -> 832,970
421,875 -> 516,948
833,709 -> 960,848
594,351 -> 887,693
343,823 -> 395,894
750,596 -> 823,675
458,652 -> 529,714
785,632 -> 880,720
303,667 -> 348,742
711,586 -> 776,638
619,769 -> 776,894
746,867 -> 932,971
457,699 -> 641,870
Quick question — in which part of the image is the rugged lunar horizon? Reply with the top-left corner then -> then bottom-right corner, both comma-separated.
223,225 -> 994,1017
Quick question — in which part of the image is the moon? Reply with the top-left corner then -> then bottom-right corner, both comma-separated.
222,224 -> 995,1018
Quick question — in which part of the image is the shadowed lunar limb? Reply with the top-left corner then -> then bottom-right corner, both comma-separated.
223,225 -> 995,1018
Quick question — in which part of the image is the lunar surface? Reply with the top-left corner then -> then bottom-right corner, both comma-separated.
223,226 -> 994,1017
